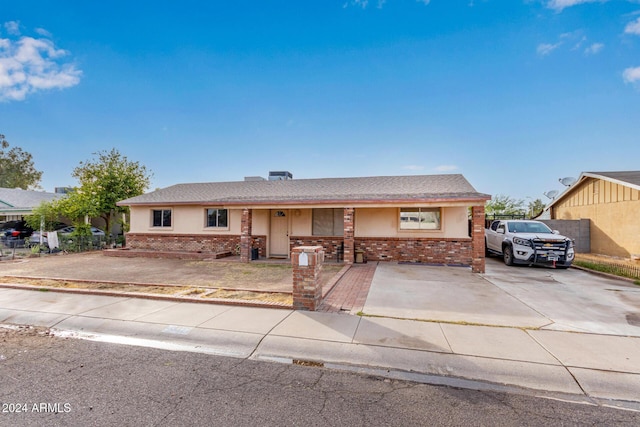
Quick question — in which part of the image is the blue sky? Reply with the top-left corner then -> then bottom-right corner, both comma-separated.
1,0 -> 639,204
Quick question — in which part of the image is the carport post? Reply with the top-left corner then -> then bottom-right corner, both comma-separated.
292,246 -> 324,311
343,207 -> 355,264
240,208 -> 252,263
471,205 -> 485,273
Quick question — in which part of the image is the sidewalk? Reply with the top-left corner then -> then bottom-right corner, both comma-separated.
1,285 -> 639,410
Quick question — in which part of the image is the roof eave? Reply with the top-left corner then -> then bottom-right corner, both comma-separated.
118,195 -> 491,207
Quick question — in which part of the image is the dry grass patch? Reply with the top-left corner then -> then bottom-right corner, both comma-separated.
0,261 -> 345,305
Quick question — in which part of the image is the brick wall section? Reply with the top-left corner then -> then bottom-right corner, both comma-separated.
292,246 -> 324,311
343,208 -> 355,264
126,233 -> 241,253
471,205 -> 485,273
290,237 -> 344,260
240,208 -> 252,263
355,237 -> 473,265
126,233 -> 266,257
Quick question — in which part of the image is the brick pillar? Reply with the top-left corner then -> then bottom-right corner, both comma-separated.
240,208 -> 252,263
471,205 -> 485,273
292,246 -> 324,311
343,207 -> 355,264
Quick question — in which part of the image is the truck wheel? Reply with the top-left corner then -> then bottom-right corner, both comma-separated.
485,239 -> 490,257
503,245 -> 514,266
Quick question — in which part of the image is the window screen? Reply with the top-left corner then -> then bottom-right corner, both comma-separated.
312,208 -> 344,236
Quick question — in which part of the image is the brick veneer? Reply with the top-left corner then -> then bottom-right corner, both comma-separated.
240,208 -> 253,263
126,233 -> 266,257
343,207 -> 355,264
292,246 -> 324,311
292,235 -> 473,265
471,205 -> 485,273
290,237 -> 344,260
355,237 -> 473,265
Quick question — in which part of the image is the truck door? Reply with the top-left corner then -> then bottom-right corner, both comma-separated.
488,221 -> 504,251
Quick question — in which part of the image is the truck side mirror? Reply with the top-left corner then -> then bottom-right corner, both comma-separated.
552,230 -> 559,234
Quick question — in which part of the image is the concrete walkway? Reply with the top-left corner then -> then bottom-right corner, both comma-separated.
1,281 -> 639,409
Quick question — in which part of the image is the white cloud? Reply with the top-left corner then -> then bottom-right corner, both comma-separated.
537,42 -> 562,56
344,0 -> 368,8
402,165 -> 425,171
35,28 -> 52,38
3,21 -> 20,35
622,66 -> 640,84
343,0 -> 430,9
547,0 -> 605,12
584,42 -> 604,55
625,17 -> 640,35
0,27 -> 82,102
435,165 -> 458,172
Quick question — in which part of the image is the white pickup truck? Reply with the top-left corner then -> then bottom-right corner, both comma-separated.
485,220 -> 574,268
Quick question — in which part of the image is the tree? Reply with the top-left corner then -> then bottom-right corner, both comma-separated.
485,194 -> 525,216
527,198 -> 546,219
0,134 -> 43,189
24,200 -> 63,231
72,148 -> 152,239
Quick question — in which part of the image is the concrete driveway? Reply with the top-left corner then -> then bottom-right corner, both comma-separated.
363,258 -> 640,336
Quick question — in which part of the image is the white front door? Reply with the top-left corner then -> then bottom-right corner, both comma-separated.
269,210 -> 289,257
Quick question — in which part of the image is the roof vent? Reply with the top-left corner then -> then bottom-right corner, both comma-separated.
268,171 -> 293,181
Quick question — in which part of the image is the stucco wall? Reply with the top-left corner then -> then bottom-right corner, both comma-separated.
355,206 -> 469,238
130,205 -> 471,238
552,178 -> 640,257
130,206 -> 243,235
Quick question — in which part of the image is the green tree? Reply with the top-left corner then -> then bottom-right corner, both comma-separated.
485,194 -> 525,216
72,148 -> 152,239
0,134 -> 43,189
527,198 -> 546,219
25,200 -> 63,231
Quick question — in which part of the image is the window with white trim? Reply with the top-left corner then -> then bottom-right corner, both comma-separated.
205,208 -> 228,228
399,208 -> 441,230
152,209 -> 172,227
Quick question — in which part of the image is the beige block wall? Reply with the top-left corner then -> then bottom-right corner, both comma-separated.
553,178 -> 640,257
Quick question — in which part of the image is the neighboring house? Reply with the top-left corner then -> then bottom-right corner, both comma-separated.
546,171 -> 640,258
117,173 -> 490,272
0,188 -> 61,222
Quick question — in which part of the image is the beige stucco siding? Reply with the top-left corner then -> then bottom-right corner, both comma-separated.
129,205 -> 471,239
553,178 -> 640,257
355,206 -> 468,238
130,206 -> 242,235
291,209 -> 312,236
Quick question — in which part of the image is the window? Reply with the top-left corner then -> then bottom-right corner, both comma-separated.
206,208 -> 228,228
152,209 -> 171,227
312,208 -> 344,236
399,208 -> 441,230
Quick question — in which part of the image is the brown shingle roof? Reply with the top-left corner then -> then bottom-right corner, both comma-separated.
118,174 -> 490,206
584,171 -> 640,189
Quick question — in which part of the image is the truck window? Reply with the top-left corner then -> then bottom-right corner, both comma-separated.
491,221 -> 500,231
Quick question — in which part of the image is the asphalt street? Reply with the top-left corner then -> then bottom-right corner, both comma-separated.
1,326 -> 639,427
